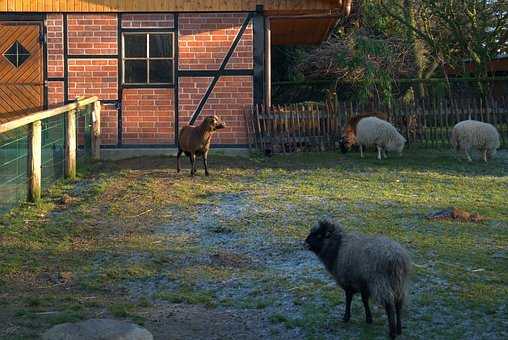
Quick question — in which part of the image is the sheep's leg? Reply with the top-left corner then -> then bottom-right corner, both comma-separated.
203,152 -> 209,176
361,290 -> 373,324
464,147 -> 473,162
176,149 -> 183,173
189,154 -> 196,176
377,145 -> 383,160
343,289 -> 354,322
482,149 -> 488,163
360,145 -> 364,158
385,302 -> 397,339
395,299 -> 403,335
383,148 -> 388,159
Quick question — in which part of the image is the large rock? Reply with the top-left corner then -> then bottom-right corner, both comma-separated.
41,319 -> 153,340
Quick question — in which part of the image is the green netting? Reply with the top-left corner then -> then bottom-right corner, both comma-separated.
0,126 -> 29,215
1,103 -> 95,215
77,104 -> 93,166
41,115 -> 66,191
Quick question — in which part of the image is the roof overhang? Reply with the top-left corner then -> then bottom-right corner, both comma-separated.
270,14 -> 339,45
0,0 -> 352,45
267,1 -> 352,45
0,1 -> 352,14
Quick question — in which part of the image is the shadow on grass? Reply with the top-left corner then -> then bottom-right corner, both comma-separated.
105,148 -> 508,178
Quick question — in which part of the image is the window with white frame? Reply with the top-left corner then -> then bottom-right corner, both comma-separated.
122,32 -> 174,84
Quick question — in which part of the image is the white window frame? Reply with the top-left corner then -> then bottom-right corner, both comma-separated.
122,32 -> 175,85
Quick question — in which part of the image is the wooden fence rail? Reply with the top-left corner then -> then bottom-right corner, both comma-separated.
0,96 -> 101,203
246,96 -> 508,154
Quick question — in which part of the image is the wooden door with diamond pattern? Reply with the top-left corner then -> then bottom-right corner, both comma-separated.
0,22 -> 44,115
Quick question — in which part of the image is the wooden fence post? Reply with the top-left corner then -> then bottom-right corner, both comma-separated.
91,100 -> 101,161
265,17 -> 272,108
65,109 -> 77,179
28,120 -> 42,202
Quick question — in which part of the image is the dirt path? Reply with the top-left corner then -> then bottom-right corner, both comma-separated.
128,191 -> 318,339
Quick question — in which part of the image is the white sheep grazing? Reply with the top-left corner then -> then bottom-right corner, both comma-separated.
356,117 -> 406,160
450,120 -> 500,162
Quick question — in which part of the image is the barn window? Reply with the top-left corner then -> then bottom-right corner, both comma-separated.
122,33 -> 174,85
3,41 -> 30,68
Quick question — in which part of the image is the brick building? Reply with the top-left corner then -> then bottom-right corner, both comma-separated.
0,1 -> 351,156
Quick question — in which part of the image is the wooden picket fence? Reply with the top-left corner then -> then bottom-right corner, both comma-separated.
245,96 -> 508,154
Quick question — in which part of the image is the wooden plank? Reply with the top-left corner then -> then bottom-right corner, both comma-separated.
65,109 -> 77,179
295,104 -> 302,152
28,120 -> 41,202
0,96 -> 99,133
252,106 -> 259,152
431,97 -> 437,147
256,105 -> 265,152
91,100 -> 101,160
423,99 -> 429,148
311,103 -> 318,151
243,106 -> 252,152
502,97 -> 508,147
262,105 -> 271,152
315,103 -> 323,151
279,107 -> 286,154
443,97 -> 449,147
292,105 -> 300,152
1,0 -> 345,12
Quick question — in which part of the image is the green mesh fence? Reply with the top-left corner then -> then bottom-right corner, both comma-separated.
77,104 -> 93,166
0,104 -> 94,215
0,126 -> 29,214
41,115 -> 66,192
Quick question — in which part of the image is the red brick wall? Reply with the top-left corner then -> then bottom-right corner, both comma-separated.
179,13 -> 252,70
47,81 -> 65,105
67,14 -> 117,55
179,76 -> 252,145
101,104 -> 118,145
76,104 -> 118,146
178,13 -> 254,145
46,14 -> 64,78
44,12 -> 255,147
68,59 -> 118,100
226,21 -> 253,70
121,14 -> 174,28
122,89 -> 174,145
194,76 -> 252,145
178,77 -> 213,129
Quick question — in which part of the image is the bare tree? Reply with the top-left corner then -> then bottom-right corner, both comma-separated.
378,0 -> 508,80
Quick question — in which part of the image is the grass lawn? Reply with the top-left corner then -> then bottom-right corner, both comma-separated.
0,148 -> 507,339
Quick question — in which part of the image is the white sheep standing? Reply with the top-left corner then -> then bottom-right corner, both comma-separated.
356,117 -> 406,160
450,120 -> 500,162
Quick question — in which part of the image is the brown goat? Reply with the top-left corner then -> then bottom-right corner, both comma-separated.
177,115 -> 226,176
339,112 -> 389,153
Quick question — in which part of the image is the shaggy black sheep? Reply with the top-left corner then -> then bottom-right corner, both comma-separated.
305,220 -> 411,339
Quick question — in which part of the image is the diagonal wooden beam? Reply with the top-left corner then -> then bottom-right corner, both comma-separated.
188,13 -> 254,125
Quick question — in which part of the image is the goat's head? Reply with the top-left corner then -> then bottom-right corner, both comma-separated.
203,115 -> 226,131
339,137 -> 348,154
339,134 -> 355,154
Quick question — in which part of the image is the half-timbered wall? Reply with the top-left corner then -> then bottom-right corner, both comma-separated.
8,11 -> 258,148
178,13 -> 254,145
